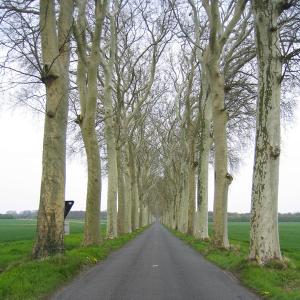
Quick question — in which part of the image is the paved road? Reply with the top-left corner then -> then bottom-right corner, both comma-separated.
51,223 -> 260,300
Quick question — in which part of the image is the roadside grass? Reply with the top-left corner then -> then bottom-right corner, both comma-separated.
170,222 -> 300,300
0,219 -> 88,273
0,225 -> 146,300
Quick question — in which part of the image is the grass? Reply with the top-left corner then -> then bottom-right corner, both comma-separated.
224,222 -> 300,251
0,219 -> 37,242
0,220 -> 146,300
0,219 -> 99,242
170,222 -> 300,300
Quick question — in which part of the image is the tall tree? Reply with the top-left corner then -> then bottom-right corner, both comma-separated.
33,0 -> 74,258
249,0 -> 289,264
202,0 -> 246,248
73,0 -> 109,246
102,0 -> 119,238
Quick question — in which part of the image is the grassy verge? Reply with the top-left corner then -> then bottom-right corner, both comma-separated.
0,227 -> 146,300
169,228 -> 300,300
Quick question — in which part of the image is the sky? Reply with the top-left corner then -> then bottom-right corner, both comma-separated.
0,103 -> 300,214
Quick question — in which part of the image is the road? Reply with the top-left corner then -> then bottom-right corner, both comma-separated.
51,223 -> 260,300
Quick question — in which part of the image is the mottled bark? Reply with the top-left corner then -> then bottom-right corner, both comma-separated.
249,0 -> 283,264
74,0 -> 108,246
33,0 -> 73,258
103,11 -> 118,239
187,137 -> 196,235
117,146 -> 126,234
194,95 -> 212,240
174,192 -> 180,230
105,116 -> 118,238
81,124 -> 101,245
123,140 -> 132,233
130,144 -> 140,230
141,204 -> 148,227
178,167 -> 189,233
104,93 -> 118,239
202,0 -> 245,248
211,66 -> 232,248
183,51 -> 197,235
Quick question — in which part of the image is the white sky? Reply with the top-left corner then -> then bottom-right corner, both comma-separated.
0,104 -> 299,214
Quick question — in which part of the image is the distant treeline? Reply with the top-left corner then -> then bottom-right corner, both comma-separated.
208,212 -> 300,222
66,211 -> 107,220
1,210 -> 107,220
1,211 -> 299,222
3,210 -> 38,219
0,214 -> 15,219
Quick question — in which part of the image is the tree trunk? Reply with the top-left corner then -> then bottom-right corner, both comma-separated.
74,0 -> 107,246
81,122 -> 101,245
178,166 -> 189,233
33,0 -> 73,258
249,0 -> 282,264
212,70 -> 232,248
104,108 -> 118,238
117,146 -> 125,234
141,204 -> 148,227
133,176 -> 140,229
130,144 -> 139,230
174,192 -> 180,230
137,163 -> 143,228
198,0 -> 246,249
187,137 -> 196,235
103,12 -> 118,239
194,102 -> 212,240
210,66 -> 231,249
123,140 -> 132,233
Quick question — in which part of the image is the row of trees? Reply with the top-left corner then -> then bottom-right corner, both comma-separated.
0,0 -> 164,257
158,0 -> 300,265
0,0 -> 299,264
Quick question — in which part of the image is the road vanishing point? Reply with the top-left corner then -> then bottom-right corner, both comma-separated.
51,223 -> 260,300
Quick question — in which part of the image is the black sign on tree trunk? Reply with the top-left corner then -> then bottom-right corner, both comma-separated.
64,201 -> 74,219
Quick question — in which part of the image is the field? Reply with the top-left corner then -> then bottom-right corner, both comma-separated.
0,219 -> 85,242
226,222 -> 300,272
226,222 -> 300,251
226,222 -> 300,270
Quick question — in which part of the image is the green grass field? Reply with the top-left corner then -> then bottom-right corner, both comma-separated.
0,219 -> 100,242
225,222 -> 300,251
225,222 -> 300,270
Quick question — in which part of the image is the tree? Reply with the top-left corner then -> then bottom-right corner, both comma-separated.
101,0 -> 119,238
110,0 -> 171,233
249,0 -> 291,264
199,0 -> 247,248
0,0 -> 74,256
73,0 -> 109,246
33,0 -> 74,258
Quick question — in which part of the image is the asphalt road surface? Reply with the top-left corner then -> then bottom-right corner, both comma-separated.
51,223 -> 260,300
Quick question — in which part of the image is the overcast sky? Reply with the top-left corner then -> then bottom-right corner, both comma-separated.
0,102 -> 300,214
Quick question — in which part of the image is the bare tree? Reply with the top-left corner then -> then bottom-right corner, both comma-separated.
33,0 -> 74,258
249,0 -> 299,265
73,0 -> 109,246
